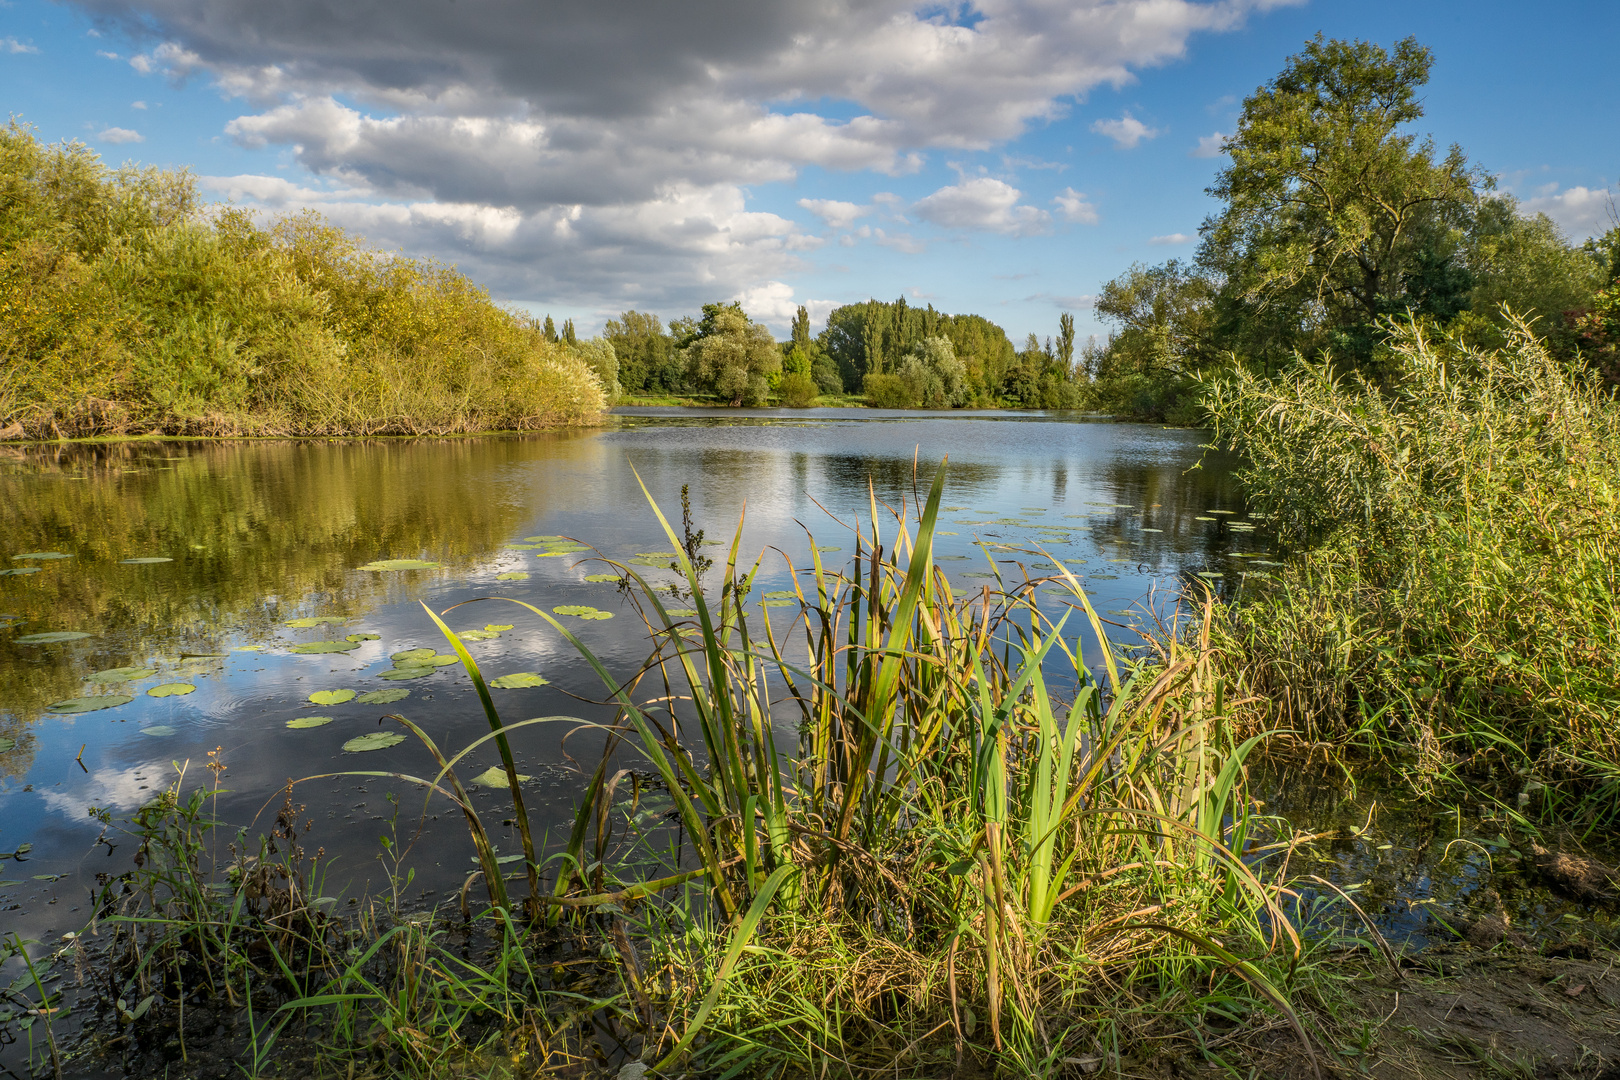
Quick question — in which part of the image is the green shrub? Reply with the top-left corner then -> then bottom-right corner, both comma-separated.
777,371 -> 817,408
861,372 -> 913,408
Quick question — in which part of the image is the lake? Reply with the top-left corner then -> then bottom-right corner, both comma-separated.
1,408 -> 1269,942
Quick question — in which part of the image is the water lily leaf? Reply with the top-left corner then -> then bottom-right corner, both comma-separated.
815,546 -> 841,553
1090,574 -> 1119,580
286,616 -> 347,628
12,552 -> 71,560
358,559 -> 441,571
505,543 -> 541,550
523,535 -> 566,543
345,633 -> 381,642
343,731 -> 406,752
16,632 -> 92,644
666,608 -> 698,617
625,556 -> 672,567
290,640 -> 359,654
356,688 -> 410,704
489,672 -> 548,689
762,590 -> 796,599
471,766 -> 531,788
0,737 -> 14,753
308,689 -> 356,706
583,573 -> 620,583
457,629 -> 501,641
937,531 -> 958,536
762,599 -> 795,608
147,683 -> 196,698
1207,510 -> 1235,515
553,605 -> 612,620
1195,516 -> 1216,522
378,667 -> 434,680
1140,528 -> 1164,533
534,551 -> 575,558
496,571 -> 529,581
391,648 -> 435,662
233,645 -> 265,652
1196,572 -> 1224,579
394,653 -> 459,668
483,624 -> 514,633
47,695 -> 134,714
88,666 -> 157,683
0,568 -> 42,576
1254,560 -> 1283,567
140,725 -> 177,737
635,552 -> 678,559
287,716 -> 334,729
121,557 -> 173,564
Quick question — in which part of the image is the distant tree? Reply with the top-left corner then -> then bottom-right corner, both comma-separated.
570,336 -> 619,399
1459,195 -> 1606,356
1091,260 -> 1215,420
1057,312 -> 1076,375
542,315 -> 558,343
1199,34 -> 1483,370
792,305 -> 812,351
561,318 -> 578,346
895,336 -> 968,409
605,310 -> 681,394
683,302 -> 780,406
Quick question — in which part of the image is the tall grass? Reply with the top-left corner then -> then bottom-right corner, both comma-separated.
1203,315 -> 1620,818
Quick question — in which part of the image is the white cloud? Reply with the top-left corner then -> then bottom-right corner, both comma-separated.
1149,232 -> 1191,245
2,37 -> 39,54
1520,183 -> 1615,240
97,126 -> 145,144
798,198 -> 870,230
913,177 -> 1049,236
1052,187 -> 1098,224
1091,112 -> 1159,149
129,41 -> 203,78
1190,131 -> 1228,158
131,100 -> 148,109
97,49 -> 121,59
870,227 -> 926,254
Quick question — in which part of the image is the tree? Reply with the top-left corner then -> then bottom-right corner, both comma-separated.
561,318 -> 577,346
792,304 -> 812,351
541,315 -> 558,343
605,310 -> 680,394
570,336 -> 619,399
683,302 -> 780,406
1199,35 -> 1483,370
896,336 -> 967,408
1091,260 -> 1215,419
1460,195 -> 1606,355
1057,313 -> 1075,375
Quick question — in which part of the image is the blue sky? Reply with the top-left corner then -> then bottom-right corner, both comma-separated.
3,0 -> 1614,344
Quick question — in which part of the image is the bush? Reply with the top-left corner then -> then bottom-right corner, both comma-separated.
811,356 -> 844,395
777,372 -> 817,408
862,373 -> 914,409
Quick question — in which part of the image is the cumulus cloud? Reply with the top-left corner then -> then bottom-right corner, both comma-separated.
131,100 -> 148,109
63,0 -> 1299,304
97,126 -> 145,143
913,177 -> 1049,236
798,198 -> 871,230
3,37 -> 40,54
1520,183 -> 1615,240
1148,232 -> 1191,244
1090,112 -> 1159,149
1052,187 -> 1098,224
1190,131 -> 1228,158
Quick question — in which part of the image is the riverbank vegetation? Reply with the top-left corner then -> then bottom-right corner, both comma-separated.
0,124 -> 606,439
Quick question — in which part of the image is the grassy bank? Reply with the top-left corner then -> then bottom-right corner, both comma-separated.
0,124 -> 605,439
2,466 -> 1353,1079
1205,317 -> 1620,821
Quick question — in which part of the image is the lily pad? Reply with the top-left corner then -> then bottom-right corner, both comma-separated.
635,552 -> 678,559
358,559 -> 441,571
346,632 -> 381,642
47,695 -> 134,714
534,551 -> 578,559
343,731 -> 406,753
391,648 -> 435,662
233,645 -> 265,652
121,557 -> 174,564
87,666 -> 158,683
666,608 -> 698,617
1140,528 -> 1163,533
378,667 -> 434,680
356,688 -> 411,705
626,556 -> 673,567
762,590 -> 797,599
147,683 -> 196,698
523,535 -> 566,543
483,624 -> 514,633
394,654 -> 459,668
936,531 -> 958,536
16,632 -> 92,644
140,725 -> 177,737
287,716 -> 335,729
290,640 -> 359,654
458,629 -> 501,641
552,605 -> 612,620
583,573 -> 620,583
12,552 -> 72,560
0,737 -> 14,753
496,572 -> 530,581
309,689 -> 356,706
1196,572 -> 1225,579
762,599 -> 795,608
286,616 -> 347,628
0,568 -> 42,576
471,766 -> 531,788
489,672 -> 548,689
815,546 -> 841,553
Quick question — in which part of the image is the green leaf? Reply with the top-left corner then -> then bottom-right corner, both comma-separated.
140,726 -> 177,737
523,535 -> 566,542
471,765 -> 531,788
87,666 -> 157,683
120,557 -> 173,564
0,568 -> 41,576
286,716 -> 334,729
345,632 -> 381,642
15,632 -> 92,644
457,629 -> 501,640
378,666 -> 434,680
343,731 -> 406,752
357,559 -> 441,571
285,616 -> 347,628
308,689 -> 356,706
356,688 -> 410,704
666,608 -> 698,617
390,648 -> 435,662
146,683 -> 196,698
394,653 -> 458,668
489,672 -> 548,689
583,573 -> 620,583
635,551 -> 678,559
552,605 -> 612,620
496,572 -> 530,580
12,552 -> 71,560
483,623 -> 514,632
290,640 -> 359,654
47,695 -> 133,713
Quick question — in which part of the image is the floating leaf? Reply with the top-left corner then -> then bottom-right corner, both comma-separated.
356,688 -> 410,704
762,599 -> 795,608
358,559 -> 441,571
343,731 -> 406,752
121,557 -> 173,564
483,624 -> 514,633
458,629 -> 501,641
16,632 -> 91,644
553,605 -> 612,620
0,737 -> 13,753
762,590 -> 796,599
625,556 -> 672,567
472,766 -> 531,788
391,648 -> 435,662
12,552 -> 71,560
0,568 -> 42,576
147,683 -> 195,698
46,694 -> 134,714
489,672 -> 548,689
308,689 -> 356,706
1140,528 -> 1164,533
815,546 -> 841,553
583,573 -> 620,583
287,716 -> 334,729
290,640 -> 359,654
1254,560 -> 1283,567
88,666 -> 157,683
523,535 -> 565,543
635,552 -> 678,559
394,654 -> 458,668
505,543 -> 541,550
346,632 -> 381,642
496,571 -> 530,581
1090,574 -> 1119,580
233,645 -> 265,652
140,725 -> 177,737
1207,510 -> 1235,515
378,667 -> 434,680
666,608 -> 698,617
1196,572 -> 1224,579
534,551 -> 574,559
286,616 -> 347,628
936,531 -> 958,536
